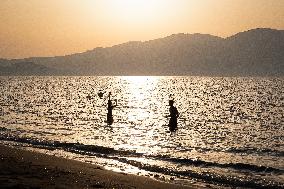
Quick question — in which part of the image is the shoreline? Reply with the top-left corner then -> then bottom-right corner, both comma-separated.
0,144 -> 194,189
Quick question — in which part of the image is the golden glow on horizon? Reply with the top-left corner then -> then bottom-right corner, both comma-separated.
0,0 -> 283,59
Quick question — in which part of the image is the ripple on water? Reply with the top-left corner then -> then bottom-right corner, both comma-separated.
0,76 -> 283,188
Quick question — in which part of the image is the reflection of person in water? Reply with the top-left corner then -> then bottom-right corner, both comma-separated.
107,92 -> 117,125
168,100 -> 179,131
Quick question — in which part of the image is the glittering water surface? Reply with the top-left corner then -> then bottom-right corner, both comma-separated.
0,76 -> 283,188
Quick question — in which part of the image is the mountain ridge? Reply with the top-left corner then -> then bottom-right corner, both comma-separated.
1,28 -> 283,76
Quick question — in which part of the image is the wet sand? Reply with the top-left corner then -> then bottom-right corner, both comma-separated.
0,144 -> 193,189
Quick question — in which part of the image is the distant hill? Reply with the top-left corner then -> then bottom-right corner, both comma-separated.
1,28 -> 283,76
0,61 -> 59,76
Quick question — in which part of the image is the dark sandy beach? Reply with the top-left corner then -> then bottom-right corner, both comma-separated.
0,144 -> 193,189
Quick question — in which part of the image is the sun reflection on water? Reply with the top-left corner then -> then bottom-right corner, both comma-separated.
121,76 -> 159,122
122,76 -> 158,85
114,76 -> 164,155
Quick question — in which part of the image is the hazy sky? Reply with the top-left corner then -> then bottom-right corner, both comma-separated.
0,0 -> 284,59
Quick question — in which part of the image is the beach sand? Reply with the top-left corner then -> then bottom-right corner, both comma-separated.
0,144 -> 193,189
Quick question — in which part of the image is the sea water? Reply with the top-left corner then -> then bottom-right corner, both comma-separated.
0,76 -> 283,188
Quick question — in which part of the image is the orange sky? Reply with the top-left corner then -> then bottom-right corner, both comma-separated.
0,0 -> 283,59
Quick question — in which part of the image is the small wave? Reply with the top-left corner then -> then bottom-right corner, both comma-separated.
172,145 -> 284,158
226,147 -> 284,157
154,155 -> 284,174
1,135 -> 283,188
1,134 -> 283,175
117,158 -> 283,189
0,134 -> 143,157
0,136 -> 284,174
192,146 -> 284,157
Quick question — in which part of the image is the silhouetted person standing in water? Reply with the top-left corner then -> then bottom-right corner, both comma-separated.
107,92 -> 117,125
168,100 -> 179,131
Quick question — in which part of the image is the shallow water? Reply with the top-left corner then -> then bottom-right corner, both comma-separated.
0,76 -> 283,188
